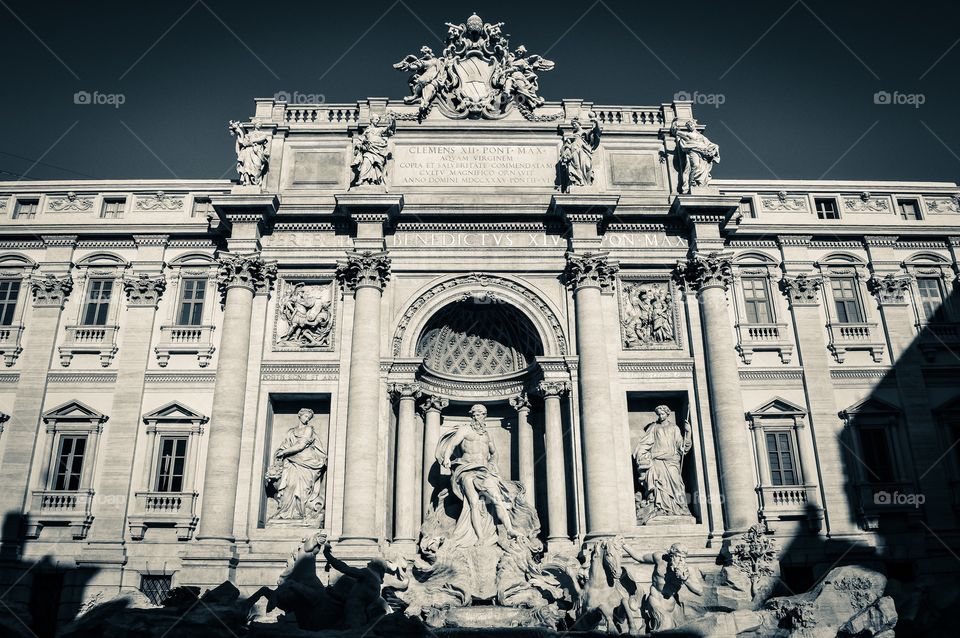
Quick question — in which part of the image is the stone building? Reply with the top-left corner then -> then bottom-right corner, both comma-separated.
0,13 -> 959,630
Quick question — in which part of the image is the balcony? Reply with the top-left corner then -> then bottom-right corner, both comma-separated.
735,322 -> 794,364
855,481 -> 921,530
826,322 -> 885,363
25,489 -> 95,539
60,325 -> 119,367
758,484 -> 818,518
917,322 -> 960,362
128,491 -> 199,540
155,324 -> 216,367
0,324 -> 24,366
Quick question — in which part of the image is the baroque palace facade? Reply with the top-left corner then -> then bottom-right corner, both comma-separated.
2,14 -> 960,629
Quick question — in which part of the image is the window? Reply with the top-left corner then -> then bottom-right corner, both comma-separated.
831,277 -> 864,323
139,575 -> 172,606
0,280 -> 20,326
742,277 -> 774,324
738,198 -> 755,219
916,277 -> 945,322
815,198 -> 839,219
766,431 -> 799,486
898,199 -> 921,220
176,278 -> 206,326
53,435 -> 87,490
192,198 -> 213,218
101,199 -> 125,219
14,199 -> 39,219
155,436 -> 187,492
858,426 -> 896,483
82,280 -> 113,325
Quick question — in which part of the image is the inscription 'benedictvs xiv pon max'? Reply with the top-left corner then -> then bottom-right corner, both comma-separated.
0,12 -> 957,637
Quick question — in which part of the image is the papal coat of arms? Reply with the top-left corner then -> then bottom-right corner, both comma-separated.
393,13 -> 554,120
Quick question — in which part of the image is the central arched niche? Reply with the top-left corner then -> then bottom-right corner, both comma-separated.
415,297 -> 544,378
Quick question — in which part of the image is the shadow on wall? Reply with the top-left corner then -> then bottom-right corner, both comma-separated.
774,282 -> 960,636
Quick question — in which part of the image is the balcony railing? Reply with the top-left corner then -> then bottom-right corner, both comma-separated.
0,324 -> 24,366
60,324 -> 119,367
758,484 -> 818,518
918,322 -> 960,362
826,322 -> 884,363
128,491 -> 199,540
735,322 -> 794,364
26,489 -> 95,539
155,324 -> 216,367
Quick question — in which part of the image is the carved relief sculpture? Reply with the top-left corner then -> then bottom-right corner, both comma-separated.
621,539 -> 704,633
229,119 -> 271,187
557,112 -> 601,193
135,190 -> 184,211
761,190 -> 809,212
621,281 -> 675,348
49,191 -> 94,212
671,118 -> 720,193
731,524 -> 778,599
265,408 -> 327,526
278,282 -> 333,348
633,405 -> 693,524
394,14 -> 554,120
350,114 -> 396,188
844,192 -> 889,213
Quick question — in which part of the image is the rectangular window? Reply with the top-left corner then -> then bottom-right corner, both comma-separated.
766,431 -> 799,486
14,199 -> 39,219
192,198 -> 213,218
858,426 -> 896,483
82,279 -> 113,326
739,198 -> 756,219
742,277 -> 774,324
0,280 -> 20,326
53,435 -> 87,491
155,437 -> 188,492
815,198 -> 839,219
101,199 -> 125,219
176,278 -> 206,326
831,277 -> 864,324
916,277 -> 945,322
139,575 -> 172,606
898,199 -> 921,220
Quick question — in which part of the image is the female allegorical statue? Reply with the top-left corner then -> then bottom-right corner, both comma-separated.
558,112 -> 601,192
350,114 -> 396,187
633,405 -> 692,523
670,118 -> 720,192
229,119 -> 271,186
266,408 -> 327,525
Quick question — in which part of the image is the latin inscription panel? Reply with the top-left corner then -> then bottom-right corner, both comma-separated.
393,144 -> 557,187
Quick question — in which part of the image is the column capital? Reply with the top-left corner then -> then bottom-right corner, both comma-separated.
389,382 -> 422,401
336,250 -> 391,292
123,273 -> 166,307
509,393 -> 532,412
29,273 -> 73,308
217,252 -> 277,295
419,395 -> 449,415
562,251 -> 618,292
867,273 -> 913,305
780,273 -> 824,307
675,250 -> 733,292
537,380 -> 570,398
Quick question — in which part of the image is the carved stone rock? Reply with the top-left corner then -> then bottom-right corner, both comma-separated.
730,524 -> 778,600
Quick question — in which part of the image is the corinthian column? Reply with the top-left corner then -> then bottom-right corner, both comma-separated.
537,380 -> 570,545
678,251 -> 756,532
563,251 -> 621,537
390,382 -> 421,545
421,395 -> 448,520
509,393 -> 534,499
196,253 -> 276,541
336,250 -> 391,543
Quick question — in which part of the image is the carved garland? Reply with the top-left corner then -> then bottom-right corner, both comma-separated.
392,273 -> 568,357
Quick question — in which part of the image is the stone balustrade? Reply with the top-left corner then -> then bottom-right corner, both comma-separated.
60,325 -> 119,367
155,324 -> 217,367
128,491 -> 199,541
26,489 -> 95,539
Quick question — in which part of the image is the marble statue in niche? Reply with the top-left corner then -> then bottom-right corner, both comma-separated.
229,119 -> 271,187
350,114 -> 395,188
633,405 -> 693,524
557,112 -> 601,192
621,282 -> 675,348
265,408 -> 327,525
277,282 -> 333,348
671,118 -> 720,193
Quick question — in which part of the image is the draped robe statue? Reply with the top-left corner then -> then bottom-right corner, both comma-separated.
633,405 -> 692,523
266,408 -> 327,524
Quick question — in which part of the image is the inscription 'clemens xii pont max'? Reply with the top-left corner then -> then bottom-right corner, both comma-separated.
393,144 -> 557,186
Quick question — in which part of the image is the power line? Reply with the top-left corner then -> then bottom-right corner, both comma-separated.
0,168 -> 39,180
0,150 -> 98,179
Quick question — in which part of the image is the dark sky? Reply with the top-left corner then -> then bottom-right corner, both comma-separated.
1,0 -> 958,184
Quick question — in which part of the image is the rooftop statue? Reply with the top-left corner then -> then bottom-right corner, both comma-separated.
228,119 -> 270,187
393,14 -> 554,120
671,118 -> 720,193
